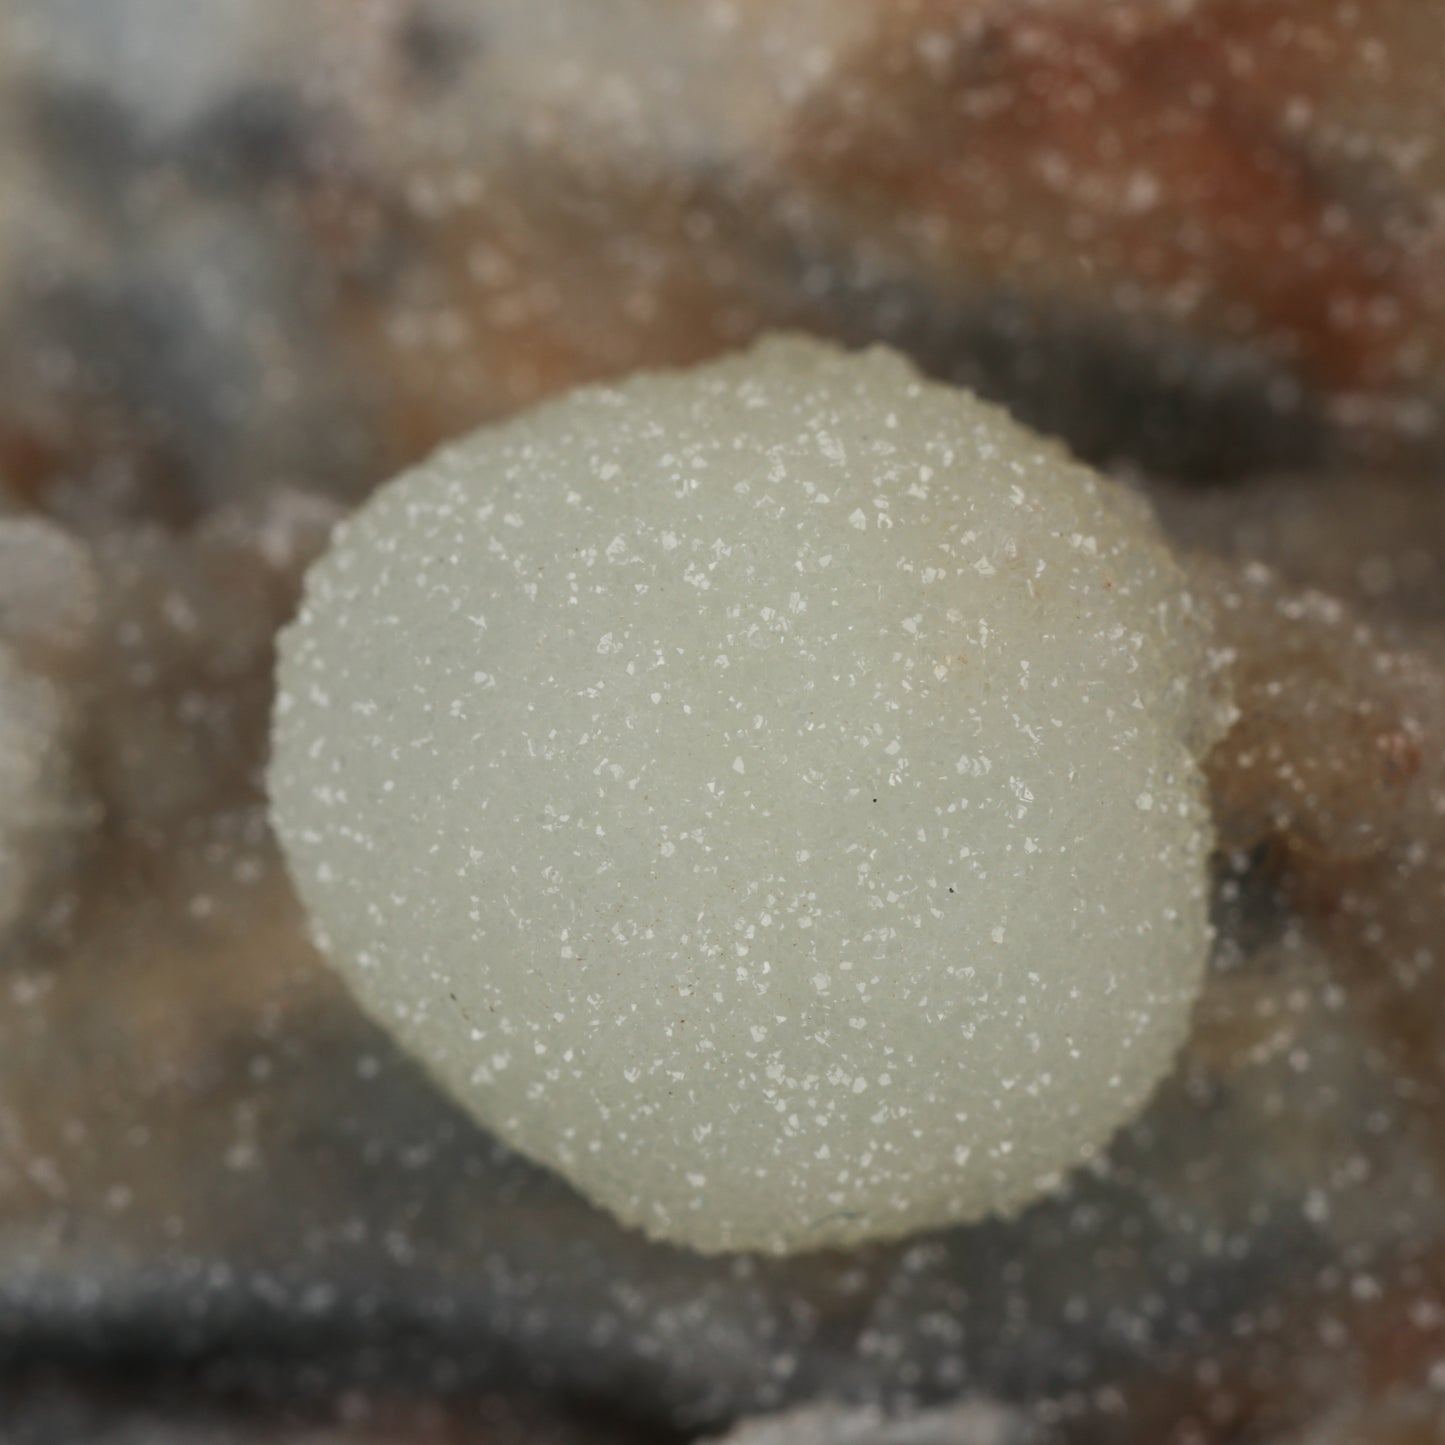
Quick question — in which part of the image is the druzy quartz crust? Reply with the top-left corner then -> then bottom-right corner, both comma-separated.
270,336 -> 1224,1253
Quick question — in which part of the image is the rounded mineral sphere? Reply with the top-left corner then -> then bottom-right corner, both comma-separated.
270,336 -> 1216,1253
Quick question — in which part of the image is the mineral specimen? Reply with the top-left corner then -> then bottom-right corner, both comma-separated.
271,335 -> 1224,1253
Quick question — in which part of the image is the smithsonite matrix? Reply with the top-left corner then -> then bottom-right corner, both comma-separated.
270,336 -> 1222,1254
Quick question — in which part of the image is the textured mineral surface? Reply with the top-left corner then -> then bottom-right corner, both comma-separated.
272,337 -> 1220,1253
1,2 -> 1444,1443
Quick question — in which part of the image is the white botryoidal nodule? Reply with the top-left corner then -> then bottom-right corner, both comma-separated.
270,335 -> 1224,1254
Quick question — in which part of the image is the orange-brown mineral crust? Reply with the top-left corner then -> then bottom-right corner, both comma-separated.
785,0 -> 1445,423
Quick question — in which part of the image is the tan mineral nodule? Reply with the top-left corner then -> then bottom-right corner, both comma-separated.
270,336 -> 1225,1254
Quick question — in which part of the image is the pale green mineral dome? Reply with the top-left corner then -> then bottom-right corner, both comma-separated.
271,335 -> 1221,1254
